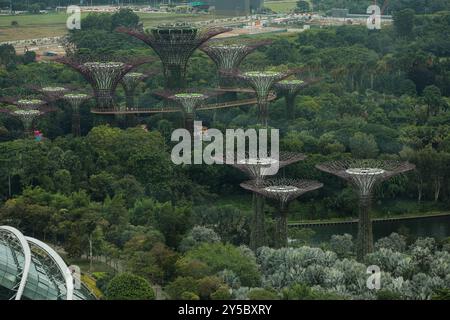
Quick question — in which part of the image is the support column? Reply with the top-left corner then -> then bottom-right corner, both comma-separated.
72,111 -> 81,136
357,195 -> 374,261
250,193 -> 266,250
274,206 -> 289,248
285,94 -> 295,118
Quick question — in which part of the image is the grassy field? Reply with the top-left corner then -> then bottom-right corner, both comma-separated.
265,0 -> 301,13
0,12 -> 214,42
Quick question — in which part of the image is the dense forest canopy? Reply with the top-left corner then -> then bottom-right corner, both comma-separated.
1,4 -> 450,300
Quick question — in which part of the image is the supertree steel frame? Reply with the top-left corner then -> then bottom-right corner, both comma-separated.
62,93 -> 90,136
274,78 -> 320,117
316,159 -> 415,260
237,70 -> 296,126
117,23 -> 231,89
9,99 -> 46,110
217,152 -> 306,250
40,86 -> 68,101
241,178 -> 323,248
200,40 -> 273,88
57,57 -> 152,111
1,108 -> 52,137
120,72 -> 147,110
170,92 -> 208,132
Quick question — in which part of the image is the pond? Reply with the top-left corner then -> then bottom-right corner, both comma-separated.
299,215 -> 450,244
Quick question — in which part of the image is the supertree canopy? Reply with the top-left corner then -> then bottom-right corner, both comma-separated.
274,78 -> 319,117
238,70 -> 295,126
316,159 -> 415,260
57,57 -> 152,111
241,179 -> 323,248
217,151 -> 306,250
171,92 -> 208,132
15,99 -> 46,110
62,93 -> 90,136
201,40 -> 272,87
40,86 -> 68,100
117,23 -> 231,89
1,108 -> 51,136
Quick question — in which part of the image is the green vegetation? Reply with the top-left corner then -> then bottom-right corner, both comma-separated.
106,273 -> 155,300
1,6 -> 450,300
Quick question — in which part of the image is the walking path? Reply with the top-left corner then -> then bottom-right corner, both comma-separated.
289,212 -> 450,228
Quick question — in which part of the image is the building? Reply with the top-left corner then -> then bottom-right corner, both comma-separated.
212,0 -> 264,16
0,226 -> 96,300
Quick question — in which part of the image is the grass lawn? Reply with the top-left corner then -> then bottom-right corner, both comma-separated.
0,12 -> 214,42
265,0 -> 301,13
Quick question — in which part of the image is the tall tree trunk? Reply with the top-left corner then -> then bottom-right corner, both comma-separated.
274,205 -> 289,249
72,111 -> 81,136
434,178 -> 441,202
285,94 -> 295,118
250,193 -> 266,251
357,195 -> 374,261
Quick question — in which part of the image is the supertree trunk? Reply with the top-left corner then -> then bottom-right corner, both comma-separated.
258,99 -> 269,126
285,94 -> 296,118
250,193 -> 266,250
96,89 -> 115,110
166,65 -> 187,90
357,195 -> 374,261
72,111 -> 81,137
274,205 -> 289,248
124,92 -> 138,127
184,112 -> 195,133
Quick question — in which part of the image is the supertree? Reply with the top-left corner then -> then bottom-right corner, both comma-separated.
316,159 -> 415,260
62,93 -> 90,136
274,78 -> 320,117
241,178 -> 323,248
2,98 -> 47,110
57,56 -> 153,110
116,23 -> 231,89
217,152 -> 306,250
120,72 -> 147,110
200,40 -> 273,88
39,86 -> 69,101
237,70 -> 297,126
169,92 -> 209,132
1,108 -> 53,137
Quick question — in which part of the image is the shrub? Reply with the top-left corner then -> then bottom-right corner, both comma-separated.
375,233 -> 407,252
197,276 -> 223,300
178,243 -> 261,287
248,288 -> 279,300
180,291 -> 200,300
211,286 -> 232,300
179,226 -> 221,252
165,277 -> 199,300
106,273 -> 155,300
330,234 -> 354,258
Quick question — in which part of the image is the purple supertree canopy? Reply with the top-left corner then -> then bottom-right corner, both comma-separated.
235,69 -> 302,125
201,39 -> 273,74
316,159 -> 416,197
216,151 -> 307,184
57,56 -> 153,110
241,178 -> 323,207
40,86 -> 69,100
116,23 -> 231,89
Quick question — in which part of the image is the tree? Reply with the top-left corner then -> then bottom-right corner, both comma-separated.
177,243 -> 261,287
106,273 -> 155,300
349,132 -> 379,158
394,9 -> 415,38
0,44 -> 16,67
296,1 -> 310,13
423,85 -> 444,117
